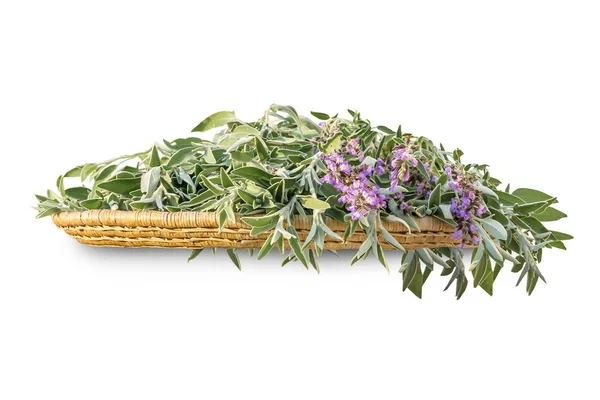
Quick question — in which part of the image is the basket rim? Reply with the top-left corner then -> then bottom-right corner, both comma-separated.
51,209 -> 457,234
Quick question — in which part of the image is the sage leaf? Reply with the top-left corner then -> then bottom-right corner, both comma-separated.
141,167 -> 161,195
270,104 -> 305,136
550,231 -> 573,241
258,232 -> 276,260
416,248 -> 434,267
149,145 -> 161,167
36,207 -> 63,219
321,132 -> 343,154
64,166 -> 83,178
512,188 -> 553,203
187,249 -> 203,263
475,183 -> 499,199
192,111 -> 236,132
200,175 -> 224,195
534,206 -> 567,222
380,225 -> 405,251
493,189 -> 525,205
310,111 -> 330,120
220,168 -> 234,188
95,164 -> 118,182
178,190 -> 216,208
165,147 -> 195,169
298,195 -> 330,210
286,226 -> 308,269
319,222 -> 343,241
514,201 -> 551,215
64,187 -> 91,200
376,125 -> 395,135
480,218 -> 508,240
427,249 -> 450,269
375,243 -> 390,273
98,178 -> 140,195
242,214 -> 278,227
80,163 -> 98,181
231,166 -> 274,182
403,256 -> 423,299
308,249 -> 320,273
226,249 -> 242,270
427,184 -> 441,208
417,160 -> 429,178
56,175 -> 65,197
80,198 -> 104,210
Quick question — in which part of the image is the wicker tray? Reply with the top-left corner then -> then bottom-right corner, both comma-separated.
52,210 -> 461,250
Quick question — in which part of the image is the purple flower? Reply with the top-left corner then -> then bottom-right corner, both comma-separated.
445,164 -> 485,248
345,138 -> 364,161
451,229 -> 463,241
375,159 -> 385,175
402,170 -> 410,182
476,205 -> 488,217
389,146 -> 419,187
321,147 -> 389,219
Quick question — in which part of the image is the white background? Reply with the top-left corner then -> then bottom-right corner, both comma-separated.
1,1 -> 597,399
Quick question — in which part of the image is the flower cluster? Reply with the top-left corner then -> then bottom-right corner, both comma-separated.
320,140 -> 387,220
345,138 -> 364,161
389,146 -> 418,190
316,119 -> 340,141
389,145 -> 436,202
445,164 -> 487,248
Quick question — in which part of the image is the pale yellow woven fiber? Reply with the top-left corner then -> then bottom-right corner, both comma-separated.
52,210 -> 461,250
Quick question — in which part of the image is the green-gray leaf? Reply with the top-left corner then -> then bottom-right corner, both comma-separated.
231,167 -> 274,182
480,218 -> 507,240
534,206 -> 567,222
310,111 -> 330,120
98,178 -> 140,195
298,196 -> 330,210
141,167 -> 161,195
192,111 -> 237,132
65,187 -> 91,200
165,147 -> 196,169
80,198 -> 104,210
512,188 -> 553,203
287,226 -> 308,269
226,249 -> 242,270
427,184 -> 441,208
188,249 -> 203,263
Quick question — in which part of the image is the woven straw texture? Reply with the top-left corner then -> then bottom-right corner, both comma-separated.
52,210 -> 461,250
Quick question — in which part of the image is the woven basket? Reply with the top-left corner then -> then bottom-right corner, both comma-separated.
51,210 -> 461,250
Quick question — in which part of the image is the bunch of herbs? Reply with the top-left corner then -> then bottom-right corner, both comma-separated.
36,105 -> 571,298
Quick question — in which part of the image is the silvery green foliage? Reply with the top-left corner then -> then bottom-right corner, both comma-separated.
36,105 -> 571,298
